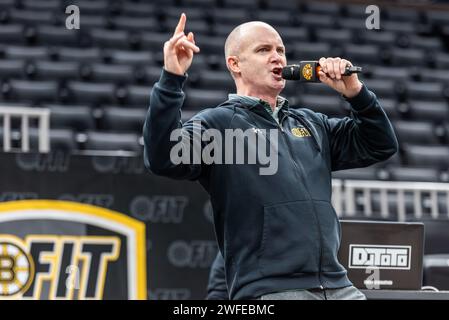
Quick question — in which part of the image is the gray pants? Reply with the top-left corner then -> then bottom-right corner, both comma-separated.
259,286 -> 366,300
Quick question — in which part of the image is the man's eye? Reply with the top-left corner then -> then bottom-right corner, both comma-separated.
258,48 -> 268,52
277,49 -> 285,55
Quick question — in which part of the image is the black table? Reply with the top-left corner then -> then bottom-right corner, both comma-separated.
362,289 -> 449,300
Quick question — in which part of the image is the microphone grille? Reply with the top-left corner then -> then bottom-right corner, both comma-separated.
281,65 -> 300,80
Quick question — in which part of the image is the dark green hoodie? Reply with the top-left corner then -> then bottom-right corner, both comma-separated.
143,69 -> 398,300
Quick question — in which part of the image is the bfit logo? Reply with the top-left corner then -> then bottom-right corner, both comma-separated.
0,235 -> 119,299
349,245 -> 411,270
0,200 -> 147,300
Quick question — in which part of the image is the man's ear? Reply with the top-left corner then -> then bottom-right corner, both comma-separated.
227,56 -> 240,74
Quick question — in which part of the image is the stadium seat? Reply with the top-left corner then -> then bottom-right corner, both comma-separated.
197,70 -> 234,91
332,167 -> 380,180
254,11 -> 294,27
164,18 -> 210,36
69,0 -> 109,15
264,0 -> 300,10
183,0 -> 218,8
44,104 -> 96,132
84,131 -> 142,154
140,32 -> 171,52
32,61 -> 80,81
210,8 -> 249,25
301,84 -> 340,97
0,24 -> 25,44
389,48 -> 427,67
420,69 -> 449,83
124,85 -> 152,107
22,0 -> 60,11
221,0 -> 259,10
89,29 -> 130,49
107,50 -> 153,67
405,81 -> 444,101
88,63 -> 135,84
276,26 -> 309,43
121,3 -> 155,17
66,81 -> 117,105
423,255 -> 449,290
393,120 -> 441,145
4,45 -> 49,61
388,166 -> 440,182
141,67 -> 162,85
378,98 -> 400,120
100,107 -> 146,132
426,10 -> 449,26
403,144 -> 449,168
299,95 -> 349,118
0,0 -> 15,10
183,88 -> 228,110
34,26 -> 80,47
356,30 -> 397,46
194,35 -> 225,55
7,79 -> 59,103
420,219 -> 449,254
343,44 -> 382,65
0,59 -> 26,80
163,6 -> 205,21
407,100 -> 449,122
28,128 -> 78,153
384,8 -> 421,23
368,66 -> 411,81
300,13 -> 336,28
304,1 -> 340,15
383,21 -> 416,34
337,18 -> 369,31
293,42 -> 332,61
403,35 -> 443,50
362,79 -> 398,99
57,47 -> 103,63
434,51 -> 449,68
315,28 -> 353,45
344,4 -> 369,18
8,9 -> 54,26
111,16 -> 158,32
76,15 -> 108,30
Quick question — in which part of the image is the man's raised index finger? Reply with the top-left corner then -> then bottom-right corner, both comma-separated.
174,13 -> 186,36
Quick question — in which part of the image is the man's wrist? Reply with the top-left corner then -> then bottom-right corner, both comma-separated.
343,81 -> 363,98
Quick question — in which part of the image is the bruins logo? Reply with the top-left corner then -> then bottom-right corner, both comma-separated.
302,63 -> 313,81
291,127 -> 311,138
0,239 -> 34,297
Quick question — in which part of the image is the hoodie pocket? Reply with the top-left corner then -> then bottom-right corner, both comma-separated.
258,200 -> 320,276
312,200 -> 345,272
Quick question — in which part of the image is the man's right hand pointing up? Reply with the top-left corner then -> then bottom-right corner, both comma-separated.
163,13 -> 200,76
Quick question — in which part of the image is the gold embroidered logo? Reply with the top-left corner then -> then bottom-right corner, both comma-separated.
302,63 -> 313,81
291,127 -> 311,138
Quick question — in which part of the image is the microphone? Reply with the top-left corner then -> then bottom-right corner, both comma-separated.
282,61 -> 362,82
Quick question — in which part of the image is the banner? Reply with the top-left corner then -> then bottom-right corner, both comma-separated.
0,152 -> 216,300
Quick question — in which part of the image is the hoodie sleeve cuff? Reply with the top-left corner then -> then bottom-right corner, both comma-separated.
344,84 -> 375,112
158,68 -> 188,91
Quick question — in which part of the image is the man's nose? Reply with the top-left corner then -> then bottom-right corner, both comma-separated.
270,51 -> 284,63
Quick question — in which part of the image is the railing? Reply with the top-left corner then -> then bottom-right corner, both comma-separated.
0,106 -> 50,153
332,179 -> 449,221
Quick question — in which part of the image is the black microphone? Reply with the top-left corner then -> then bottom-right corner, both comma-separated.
282,61 -> 362,82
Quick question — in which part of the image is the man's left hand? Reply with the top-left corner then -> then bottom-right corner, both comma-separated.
318,57 -> 362,98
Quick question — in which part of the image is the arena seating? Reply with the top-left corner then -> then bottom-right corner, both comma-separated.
0,0 -> 448,179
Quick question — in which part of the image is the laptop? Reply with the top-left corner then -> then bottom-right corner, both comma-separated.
338,220 -> 425,290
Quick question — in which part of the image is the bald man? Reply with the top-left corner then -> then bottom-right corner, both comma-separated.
143,14 -> 398,300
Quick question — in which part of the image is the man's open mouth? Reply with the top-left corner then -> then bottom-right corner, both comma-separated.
272,67 -> 283,79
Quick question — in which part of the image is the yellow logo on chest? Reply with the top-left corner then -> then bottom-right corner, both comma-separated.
291,127 -> 311,138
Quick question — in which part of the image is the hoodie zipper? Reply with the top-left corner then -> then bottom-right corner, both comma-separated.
248,104 -> 326,290
277,112 -> 326,290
